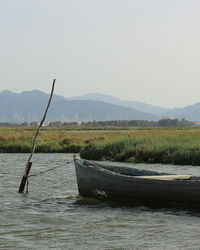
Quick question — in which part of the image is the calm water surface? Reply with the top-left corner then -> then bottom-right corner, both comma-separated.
1,153 -> 200,250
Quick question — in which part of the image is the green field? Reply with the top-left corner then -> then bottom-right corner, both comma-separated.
1,126 -> 200,165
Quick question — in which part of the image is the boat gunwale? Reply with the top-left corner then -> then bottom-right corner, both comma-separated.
74,159 -> 199,186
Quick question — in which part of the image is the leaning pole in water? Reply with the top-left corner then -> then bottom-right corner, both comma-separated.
18,79 -> 56,193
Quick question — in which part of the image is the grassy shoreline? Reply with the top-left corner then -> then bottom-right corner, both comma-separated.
1,126 -> 200,166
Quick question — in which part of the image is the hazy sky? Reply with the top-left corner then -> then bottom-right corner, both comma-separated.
1,0 -> 200,108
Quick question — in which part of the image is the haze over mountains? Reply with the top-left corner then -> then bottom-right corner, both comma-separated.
69,93 -> 170,116
0,90 -> 199,122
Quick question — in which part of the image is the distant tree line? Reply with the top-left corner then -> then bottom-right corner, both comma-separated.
0,118 -> 196,127
48,121 -> 79,127
81,118 -> 195,127
157,118 -> 194,127
0,122 -> 39,127
81,120 -> 156,127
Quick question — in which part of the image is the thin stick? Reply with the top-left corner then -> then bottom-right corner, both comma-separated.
18,79 -> 56,193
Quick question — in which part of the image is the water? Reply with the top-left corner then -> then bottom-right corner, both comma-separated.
1,154 -> 200,250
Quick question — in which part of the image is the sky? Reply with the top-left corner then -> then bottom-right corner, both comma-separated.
1,0 -> 200,108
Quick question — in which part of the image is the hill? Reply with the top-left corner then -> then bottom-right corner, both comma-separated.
0,90 -> 158,122
69,93 -> 170,115
164,102 -> 200,122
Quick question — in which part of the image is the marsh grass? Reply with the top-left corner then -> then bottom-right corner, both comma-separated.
80,130 -> 200,165
2,126 -> 200,165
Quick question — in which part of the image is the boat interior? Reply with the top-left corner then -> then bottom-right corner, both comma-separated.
83,160 -> 200,181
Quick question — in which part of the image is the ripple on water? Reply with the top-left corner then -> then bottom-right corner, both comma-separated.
1,153 -> 200,249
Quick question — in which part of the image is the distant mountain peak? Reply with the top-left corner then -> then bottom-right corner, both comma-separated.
21,89 -> 47,95
0,89 -> 159,122
69,93 -> 170,116
70,93 -> 120,102
164,101 -> 200,121
0,90 -> 16,95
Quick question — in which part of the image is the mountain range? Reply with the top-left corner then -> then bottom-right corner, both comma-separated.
164,103 -> 200,122
69,93 -> 170,116
0,90 -> 199,122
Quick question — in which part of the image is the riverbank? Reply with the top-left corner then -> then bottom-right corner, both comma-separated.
1,126 -> 200,165
80,133 -> 200,165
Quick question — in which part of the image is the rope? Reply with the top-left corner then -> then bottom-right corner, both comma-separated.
27,161 -> 72,178
24,160 -> 73,193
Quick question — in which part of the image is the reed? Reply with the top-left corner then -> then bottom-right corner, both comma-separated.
2,126 -> 200,165
80,130 -> 200,165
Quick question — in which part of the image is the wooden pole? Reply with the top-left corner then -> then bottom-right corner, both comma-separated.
18,79 -> 56,193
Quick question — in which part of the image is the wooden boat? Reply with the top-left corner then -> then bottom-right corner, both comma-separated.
74,158 -> 200,208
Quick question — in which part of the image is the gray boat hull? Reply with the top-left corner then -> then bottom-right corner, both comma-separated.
74,159 -> 200,207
